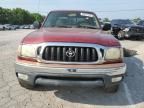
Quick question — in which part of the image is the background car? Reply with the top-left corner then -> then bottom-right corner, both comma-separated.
3,24 -> 17,30
19,25 -> 25,29
0,24 -> 5,30
111,19 -> 144,40
29,24 -> 34,29
137,20 -> 144,26
23,25 -> 30,29
13,25 -> 20,29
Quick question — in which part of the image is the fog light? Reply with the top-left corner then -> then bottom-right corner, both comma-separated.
125,34 -> 129,38
18,73 -> 28,80
112,77 -> 122,82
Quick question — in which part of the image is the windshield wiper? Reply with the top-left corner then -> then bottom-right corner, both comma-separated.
78,24 -> 97,29
55,25 -> 72,28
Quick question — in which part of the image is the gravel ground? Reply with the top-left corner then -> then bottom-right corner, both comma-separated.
0,30 -> 144,108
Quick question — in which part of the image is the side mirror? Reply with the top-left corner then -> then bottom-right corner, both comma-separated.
33,21 -> 41,29
102,23 -> 111,31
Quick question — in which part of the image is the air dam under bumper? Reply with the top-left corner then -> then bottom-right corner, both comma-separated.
15,61 -> 126,87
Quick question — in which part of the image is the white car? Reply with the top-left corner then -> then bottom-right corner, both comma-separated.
2,24 -> 16,30
30,24 -> 34,29
0,24 -> 5,30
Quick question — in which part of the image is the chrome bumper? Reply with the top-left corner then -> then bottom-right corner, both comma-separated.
15,62 -> 126,76
15,61 -> 126,87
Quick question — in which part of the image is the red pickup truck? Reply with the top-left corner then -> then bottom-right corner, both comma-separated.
15,10 -> 126,93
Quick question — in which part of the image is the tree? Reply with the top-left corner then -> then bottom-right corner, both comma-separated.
132,17 -> 141,24
103,18 -> 110,23
0,7 -> 11,24
31,13 -> 44,22
0,7 -> 44,25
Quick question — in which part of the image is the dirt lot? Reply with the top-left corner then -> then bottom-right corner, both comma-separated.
0,30 -> 144,108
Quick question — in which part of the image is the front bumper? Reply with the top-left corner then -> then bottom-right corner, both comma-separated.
15,60 -> 126,87
124,31 -> 144,38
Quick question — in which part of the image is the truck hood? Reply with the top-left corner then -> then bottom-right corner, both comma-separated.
22,28 -> 120,47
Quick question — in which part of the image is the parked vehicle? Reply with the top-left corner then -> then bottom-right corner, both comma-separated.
3,24 -> 11,30
15,10 -> 126,93
111,19 -> 144,39
11,25 -> 18,30
23,25 -> 30,29
30,24 -> 34,29
13,25 -> 20,29
3,24 -> 16,30
137,20 -> 144,26
19,25 -> 25,29
0,24 -> 5,30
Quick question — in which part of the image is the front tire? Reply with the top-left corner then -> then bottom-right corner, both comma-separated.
3,27 -> 5,30
117,31 -> 125,40
104,84 -> 119,93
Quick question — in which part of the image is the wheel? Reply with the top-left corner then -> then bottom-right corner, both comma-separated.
104,84 -> 119,93
3,27 -> 5,30
117,31 -> 125,40
18,79 -> 34,89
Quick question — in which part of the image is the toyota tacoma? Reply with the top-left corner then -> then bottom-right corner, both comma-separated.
15,10 -> 126,93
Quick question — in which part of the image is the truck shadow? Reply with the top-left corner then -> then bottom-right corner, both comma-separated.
34,56 -> 144,106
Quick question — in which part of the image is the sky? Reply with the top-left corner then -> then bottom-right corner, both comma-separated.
0,0 -> 144,19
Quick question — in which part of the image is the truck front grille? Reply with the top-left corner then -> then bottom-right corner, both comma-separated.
42,46 -> 98,62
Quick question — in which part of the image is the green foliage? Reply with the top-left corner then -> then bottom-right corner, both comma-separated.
103,18 -> 110,23
0,7 -> 44,25
31,13 -> 44,22
132,17 -> 141,24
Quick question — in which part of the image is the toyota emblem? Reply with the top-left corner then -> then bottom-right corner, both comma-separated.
66,49 -> 75,57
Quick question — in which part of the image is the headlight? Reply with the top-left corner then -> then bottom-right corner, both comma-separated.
105,48 -> 123,60
123,28 -> 130,31
18,44 -> 37,58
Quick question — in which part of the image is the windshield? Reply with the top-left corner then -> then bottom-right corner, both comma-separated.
138,21 -> 144,26
43,11 -> 100,29
111,19 -> 133,26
